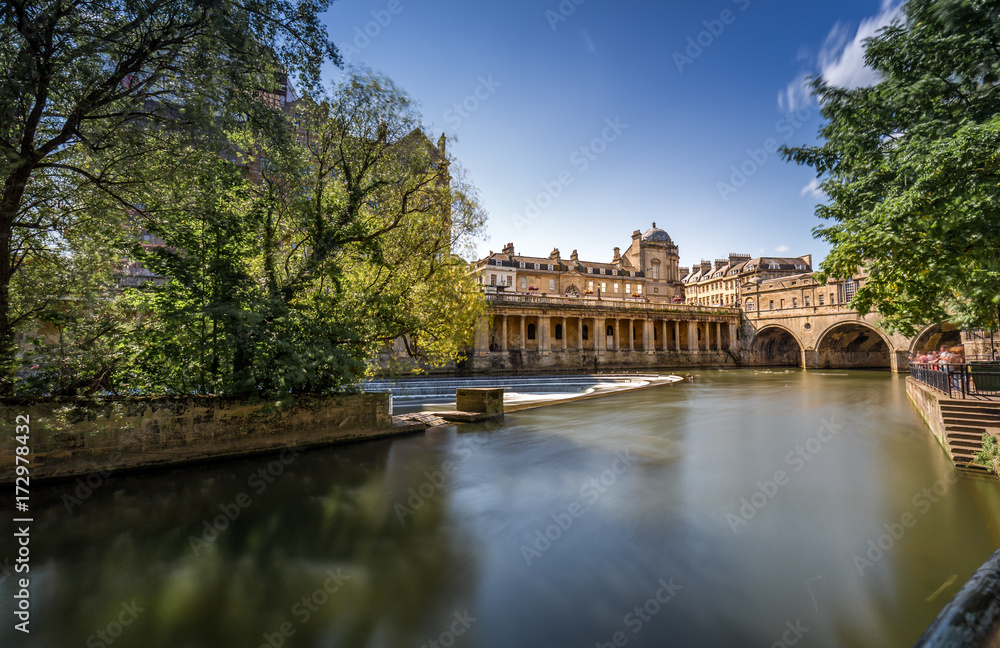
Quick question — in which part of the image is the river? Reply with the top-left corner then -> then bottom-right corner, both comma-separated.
2,369 -> 999,647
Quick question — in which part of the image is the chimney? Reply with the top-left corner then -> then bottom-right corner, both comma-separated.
632,230 -> 641,241
502,242 -> 514,255
570,249 -> 579,262
679,267 -> 690,279
729,253 -> 751,265
700,260 -> 713,275
799,254 -> 813,269
549,247 -> 561,261
714,259 -> 727,270
613,247 -> 621,262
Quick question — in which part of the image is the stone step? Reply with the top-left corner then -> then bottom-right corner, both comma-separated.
945,425 -> 988,435
940,404 -> 1000,415
941,412 -> 1000,422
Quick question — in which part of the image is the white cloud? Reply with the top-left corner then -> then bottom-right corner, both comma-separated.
800,178 -> 824,198
778,1 -> 904,112
775,245 -> 790,253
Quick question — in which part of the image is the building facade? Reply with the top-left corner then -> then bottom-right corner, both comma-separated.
683,254 -> 813,307
471,224 -> 742,372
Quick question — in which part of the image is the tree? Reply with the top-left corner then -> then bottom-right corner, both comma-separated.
783,0 -> 1000,336
0,0 -> 339,387
121,71 -> 486,396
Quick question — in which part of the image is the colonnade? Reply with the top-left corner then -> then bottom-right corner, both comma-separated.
481,313 -> 737,355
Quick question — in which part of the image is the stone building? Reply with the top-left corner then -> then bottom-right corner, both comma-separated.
474,223 -> 685,302
683,254 -> 812,307
471,224 -> 741,372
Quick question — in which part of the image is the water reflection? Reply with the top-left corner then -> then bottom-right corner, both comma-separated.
1,369 -> 998,647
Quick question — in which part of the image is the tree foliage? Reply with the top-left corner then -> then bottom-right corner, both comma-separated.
783,0 -> 1000,335
75,71 -> 485,397
0,0 -> 339,388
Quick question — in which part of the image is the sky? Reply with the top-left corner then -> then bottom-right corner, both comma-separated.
315,0 -> 903,269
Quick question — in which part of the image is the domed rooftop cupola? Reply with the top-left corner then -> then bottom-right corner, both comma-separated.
641,222 -> 672,244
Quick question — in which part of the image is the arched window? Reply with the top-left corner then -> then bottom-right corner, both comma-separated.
582,325 -> 589,340
744,299 -> 755,312
555,324 -> 563,340
527,324 -> 536,340
650,260 -> 660,279
606,325 -> 614,336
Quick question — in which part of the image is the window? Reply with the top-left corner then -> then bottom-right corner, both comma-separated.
601,282 -> 607,292
650,264 -> 659,279
625,283 -> 632,294
534,263 -> 540,270
745,299 -> 755,311
555,324 -> 563,340
804,296 -> 810,307
614,283 -> 620,293
637,285 -> 643,295
830,293 -> 835,304
588,281 -> 594,291
818,294 -> 824,306
549,279 -> 555,291
843,278 -> 857,302
582,325 -> 589,340
527,324 -> 536,340
521,277 -> 527,289
547,264 -> 553,271
490,274 -> 497,286
606,325 -> 614,336
769,300 -> 774,310
792,298 -> 797,308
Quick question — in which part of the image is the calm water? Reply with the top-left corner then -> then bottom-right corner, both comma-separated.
3,369 -> 1000,648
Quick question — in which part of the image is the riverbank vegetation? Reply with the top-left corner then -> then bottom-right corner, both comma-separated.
974,433 -> 1000,477
783,0 -> 1000,336
2,2 -> 485,397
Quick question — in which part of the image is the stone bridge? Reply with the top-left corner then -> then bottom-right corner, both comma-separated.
742,305 -> 962,373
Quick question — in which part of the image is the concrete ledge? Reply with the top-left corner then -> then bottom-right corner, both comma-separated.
0,393 -> 400,483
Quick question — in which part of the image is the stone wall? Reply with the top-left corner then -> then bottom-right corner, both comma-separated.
473,349 -> 738,373
0,393 -> 393,483
906,377 -> 949,449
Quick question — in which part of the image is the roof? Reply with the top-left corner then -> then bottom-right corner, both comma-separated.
641,222 -> 672,244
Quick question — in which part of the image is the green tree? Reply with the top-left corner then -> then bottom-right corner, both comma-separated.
783,0 -> 1000,335
124,71 -> 486,396
0,0 -> 339,388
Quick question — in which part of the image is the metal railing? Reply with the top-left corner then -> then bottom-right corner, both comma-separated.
910,362 -> 1000,399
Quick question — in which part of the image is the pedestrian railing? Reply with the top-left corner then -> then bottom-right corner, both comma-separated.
910,362 -> 1000,399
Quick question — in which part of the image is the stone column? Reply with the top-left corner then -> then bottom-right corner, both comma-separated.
520,316 -> 526,351
728,323 -> 738,351
501,315 -> 508,351
674,321 -> 681,351
578,316 -> 584,351
596,316 -> 605,355
629,319 -> 635,351
687,321 -> 697,352
562,316 -> 568,351
612,318 -> 619,351
715,322 -> 722,352
540,315 -> 551,353
662,320 -> 668,353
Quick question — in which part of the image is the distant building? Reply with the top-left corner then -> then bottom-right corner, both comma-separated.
682,254 -> 813,307
473,223 -> 685,302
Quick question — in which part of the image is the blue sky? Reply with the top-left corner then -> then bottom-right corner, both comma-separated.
318,0 -> 901,269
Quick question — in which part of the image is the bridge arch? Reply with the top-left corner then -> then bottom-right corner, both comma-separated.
748,325 -> 804,367
814,321 -> 892,369
910,322 -> 963,354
